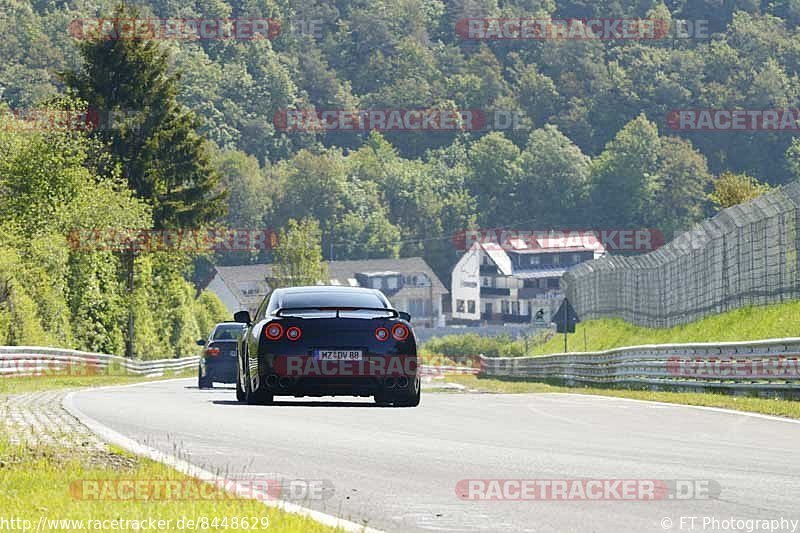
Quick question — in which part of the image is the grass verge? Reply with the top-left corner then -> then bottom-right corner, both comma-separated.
0,370 -> 195,395
442,374 -> 800,419
532,300 -> 800,355
0,435 -> 342,532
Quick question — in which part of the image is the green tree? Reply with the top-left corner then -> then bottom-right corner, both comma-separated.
589,114 -> 662,227
63,5 -> 226,229
652,137 -> 712,238
515,125 -> 591,227
272,218 -> 328,288
708,172 -> 772,210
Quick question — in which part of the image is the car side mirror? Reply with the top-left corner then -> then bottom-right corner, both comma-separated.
234,310 -> 252,324
398,311 -> 411,322
196,339 -> 206,346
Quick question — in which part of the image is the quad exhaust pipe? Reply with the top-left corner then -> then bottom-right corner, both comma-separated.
278,376 -> 292,388
384,377 -> 396,389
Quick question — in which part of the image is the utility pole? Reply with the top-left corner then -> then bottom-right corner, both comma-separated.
125,248 -> 135,358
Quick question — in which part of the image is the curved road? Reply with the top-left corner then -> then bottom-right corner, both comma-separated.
72,380 -> 800,532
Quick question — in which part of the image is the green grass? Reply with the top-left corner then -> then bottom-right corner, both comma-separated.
533,300 -> 800,355
443,374 -> 800,419
0,436 -> 342,533
0,370 -> 195,395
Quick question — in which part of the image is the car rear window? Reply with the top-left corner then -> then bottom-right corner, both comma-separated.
281,291 -> 387,309
212,324 -> 246,340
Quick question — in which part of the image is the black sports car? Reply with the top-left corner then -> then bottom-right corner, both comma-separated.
197,322 -> 247,388
233,286 -> 421,407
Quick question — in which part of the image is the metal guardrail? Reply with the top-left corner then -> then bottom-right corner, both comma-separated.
0,347 -> 478,380
420,365 -> 480,376
478,338 -> 800,394
0,346 -> 198,378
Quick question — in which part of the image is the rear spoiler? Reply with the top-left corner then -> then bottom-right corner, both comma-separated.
275,307 -> 411,321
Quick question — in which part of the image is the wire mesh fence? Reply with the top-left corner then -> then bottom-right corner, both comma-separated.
563,182 -> 800,328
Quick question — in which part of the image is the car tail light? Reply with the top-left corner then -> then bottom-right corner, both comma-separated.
264,322 -> 284,340
205,347 -> 221,357
391,324 -> 409,341
286,326 -> 302,341
375,327 -> 389,341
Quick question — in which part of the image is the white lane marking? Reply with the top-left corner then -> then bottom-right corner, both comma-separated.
63,382 -> 384,533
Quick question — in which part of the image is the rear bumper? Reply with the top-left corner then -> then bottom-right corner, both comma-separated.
258,375 -> 416,397
256,354 -> 418,396
200,357 -> 237,383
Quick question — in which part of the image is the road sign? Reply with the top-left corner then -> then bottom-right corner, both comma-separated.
554,299 -> 579,334
533,307 -> 547,327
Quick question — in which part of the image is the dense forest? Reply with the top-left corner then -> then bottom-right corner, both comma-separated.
2,0 -> 800,353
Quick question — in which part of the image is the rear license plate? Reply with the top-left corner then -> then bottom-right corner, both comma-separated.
315,350 -> 363,361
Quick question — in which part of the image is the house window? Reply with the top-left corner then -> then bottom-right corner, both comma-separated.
529,255 -> 540,266
409,299 -> 428,316
501,300 -> 509,314
456,299 -> 465,313
371,278 -> 382,289
552,254 -> 561,265
511,301 -> 520,315
467,300 -> 476,314
548,278 -> 560,289
572,253 -> 582,264
481,277 -> 491,287
387,276 -> 398,289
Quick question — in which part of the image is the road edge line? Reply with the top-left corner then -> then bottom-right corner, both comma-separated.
62,386 -> 384,533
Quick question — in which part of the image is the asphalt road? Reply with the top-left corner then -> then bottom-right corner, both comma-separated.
72,380 -> 800,533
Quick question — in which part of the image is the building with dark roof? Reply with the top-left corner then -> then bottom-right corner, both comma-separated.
206,258 -> 448,327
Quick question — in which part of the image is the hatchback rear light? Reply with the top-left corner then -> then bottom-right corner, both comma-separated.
375,327 -> 389,341
205,347 -> 221,357
264,322 -> 284,340
391,323 -> 409,341
286,326 -> 302,341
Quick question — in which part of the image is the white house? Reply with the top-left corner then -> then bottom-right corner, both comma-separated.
450,234 -> 605,324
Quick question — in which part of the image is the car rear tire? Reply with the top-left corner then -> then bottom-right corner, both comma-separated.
235,366 -> 246,403
393,377 -> 421,407
198,366 -> 213,389
374,393 -> 392,406
247,380 -> 274,405
243,359 -> 273,405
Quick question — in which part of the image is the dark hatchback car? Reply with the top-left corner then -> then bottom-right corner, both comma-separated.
233,286 -> 420,407
197,322 -> 247,388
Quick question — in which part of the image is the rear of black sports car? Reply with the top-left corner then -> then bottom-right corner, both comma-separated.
250,308 -> 420,406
